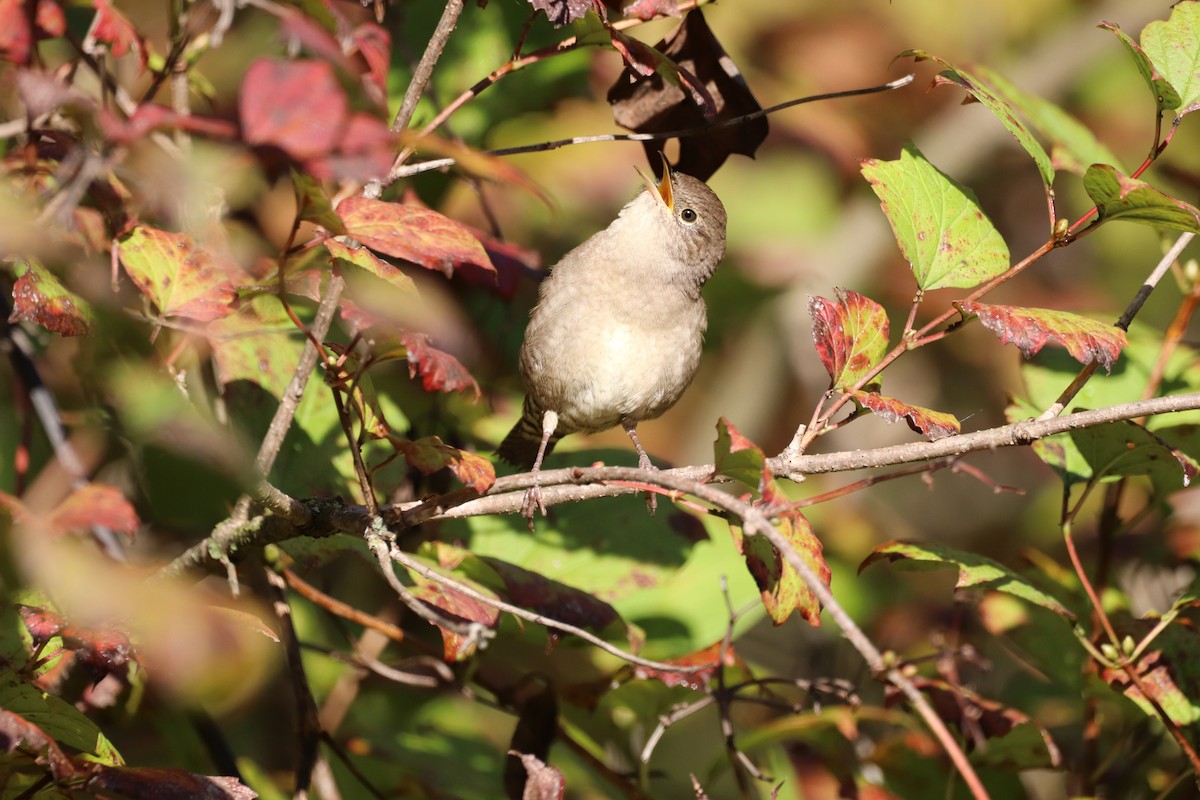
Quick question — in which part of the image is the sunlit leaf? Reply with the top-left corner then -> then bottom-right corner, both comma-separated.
808,289 -> 889,390
1084,164 -> 1200,232
849,390 -> 960,441
118,226 -> 241,321
861,541 -> 1075,620
326,238 -> 416,295
731,510 -> 827,627
904,50 -> 1054,187
957,301 -> 1127,371
1141,1 -> 1200,117
974,65 -> 1123,174
338,197 -> 495,276
1099,21 -> 1182,115
861,143 -> 1009,290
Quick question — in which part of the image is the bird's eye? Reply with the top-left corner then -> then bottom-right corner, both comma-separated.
681,208 -> 698,223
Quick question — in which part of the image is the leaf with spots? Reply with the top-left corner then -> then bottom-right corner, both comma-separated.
10,260 -> 95,336
730,509 -> 827,627
957,301 -> 1127,371
1140,2 -> 1200,117
392,435 -> 496,493
338,197 -> 494,276
1084,164 -> 1200,233
1099,21 -> 1182,117
849,390 -> 960,441
861,143 -> 1009,291
808,288 -> 889,390
861,541 -> 1075,620
240,58 -> 347,161
118,226 -> 241,322
903,50 -> 1054,188
397,332 -> 480,399
713,417 -> 770,492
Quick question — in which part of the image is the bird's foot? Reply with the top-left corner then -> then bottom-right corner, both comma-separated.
637,453 -> 658,516
520,479 -> 547,530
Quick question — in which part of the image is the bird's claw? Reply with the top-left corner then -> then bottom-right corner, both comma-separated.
521,482 -> 547,529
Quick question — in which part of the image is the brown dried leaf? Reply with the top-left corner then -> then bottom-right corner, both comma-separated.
608,10 -> 766,180
529,0 -> 597,27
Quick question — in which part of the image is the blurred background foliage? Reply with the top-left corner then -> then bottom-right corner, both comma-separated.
4,0 -> 1200,798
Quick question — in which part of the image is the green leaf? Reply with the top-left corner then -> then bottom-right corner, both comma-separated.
1083,164 -> 1200,232
0,672 -> 123,764
974,66 -> 1123,174
1141,1 -> 1200,116
713,417 -> 769,491
860,541 -> 1075,620
1071,420 -> 1198,493
861,142 -> 1010,290
903,50 -> 1054,187
1099,21 -> 1182,114
291,170 -> 346,234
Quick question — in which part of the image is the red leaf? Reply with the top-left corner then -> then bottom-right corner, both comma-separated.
0,0 -> 64,64
91,0 -> 147,73
99,104 -> 237,144
10,260 -> 95,336
632,641 -> 733,689
351,23 -> 390,102
339,197 -> 495,275
50,483 -> 139,539
407,569 -> 500,661
118,226 -> 242,321
957,301 -> 1127,371
393,435 -> 496,493
240,58 -> 347,161
307,113 -> 395,183
851,390 -> 961,441
399,332 -> 481,399
809,289 -> 890,390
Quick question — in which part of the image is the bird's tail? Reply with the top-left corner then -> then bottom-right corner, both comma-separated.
496,406 -> 560,470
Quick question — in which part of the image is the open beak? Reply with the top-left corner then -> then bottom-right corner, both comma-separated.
635,153 -> 674,211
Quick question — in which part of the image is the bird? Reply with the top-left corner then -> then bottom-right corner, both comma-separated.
497,158 -> 727,517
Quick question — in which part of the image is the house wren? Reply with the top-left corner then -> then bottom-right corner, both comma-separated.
497,159 -> 727,516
